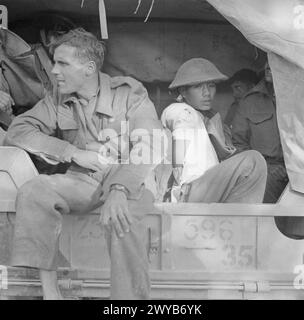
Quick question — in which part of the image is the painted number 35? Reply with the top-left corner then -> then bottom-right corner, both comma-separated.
222,244 -> 254,267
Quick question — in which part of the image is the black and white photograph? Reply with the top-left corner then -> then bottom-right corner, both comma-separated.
0,0 -> 304,310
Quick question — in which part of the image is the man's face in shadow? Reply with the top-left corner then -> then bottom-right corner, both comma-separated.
231,80 -> 254,101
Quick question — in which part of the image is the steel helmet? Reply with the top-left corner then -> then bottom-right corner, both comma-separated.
169,58 -> 228,90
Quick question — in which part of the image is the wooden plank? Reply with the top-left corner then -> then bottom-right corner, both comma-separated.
148,270 -> 300,282
156,203 -> 304,217
51,267 -> 300,283
3,202 -> 304,217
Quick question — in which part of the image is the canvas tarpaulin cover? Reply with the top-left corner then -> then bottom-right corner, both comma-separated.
103,21 -> 261,83
207,0 -> 304,194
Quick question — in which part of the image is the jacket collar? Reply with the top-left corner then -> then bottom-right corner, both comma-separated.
61,72 -> 114,117
243,79 -> 271,98
95,72 -> 113,117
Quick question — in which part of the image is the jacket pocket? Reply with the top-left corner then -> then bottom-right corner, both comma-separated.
99,116 -> 124,142
57,103 -> 78,130
57,112 -> 79,143
248,112 -> 273,125
58,118 -> 78,131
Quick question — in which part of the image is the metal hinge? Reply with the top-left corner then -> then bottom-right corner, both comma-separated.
148,227 -> 159,262
243,281 -> 270,293
59,279 -> 83,290
243,282 -> 257,292
256,281 -> 271,292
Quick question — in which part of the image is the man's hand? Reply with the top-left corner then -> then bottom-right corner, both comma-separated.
0,91 -> 14,116
99,190 -> 132,238
71,148 -> 111,171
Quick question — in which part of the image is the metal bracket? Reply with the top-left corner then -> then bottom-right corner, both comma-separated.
243,281 -> 271,293
243,282 -> 257,292
256,281 -> 271,292
148,227 -> 159,262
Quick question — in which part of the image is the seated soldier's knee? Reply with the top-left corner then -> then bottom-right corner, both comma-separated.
17,175 -> 49,204
242,150 -> 267,176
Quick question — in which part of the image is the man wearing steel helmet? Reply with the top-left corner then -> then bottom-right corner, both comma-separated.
161,58 -> 267,203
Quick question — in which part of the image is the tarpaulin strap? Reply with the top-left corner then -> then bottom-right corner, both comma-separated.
35,46 -> 57,92
0,25 -> 7,46
99,0 -> 108,39
0,5 -> 8,29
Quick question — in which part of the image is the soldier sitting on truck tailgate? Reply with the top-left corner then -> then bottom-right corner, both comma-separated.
4,28 -> 165,300
161,58 -> 267,203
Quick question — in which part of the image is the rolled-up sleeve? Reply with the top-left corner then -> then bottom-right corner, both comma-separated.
4,94 -> 77,163
161,103 -> 197,137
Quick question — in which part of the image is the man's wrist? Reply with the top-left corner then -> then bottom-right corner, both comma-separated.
109,184 -> 129,197
63,144 -> 79,163
71,147 -> 80,160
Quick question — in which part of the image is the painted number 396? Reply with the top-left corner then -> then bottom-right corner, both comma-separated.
184,218 -> 233,241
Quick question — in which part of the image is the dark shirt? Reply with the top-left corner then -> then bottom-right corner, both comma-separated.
232,79 -> 283,162
224,100 -> 240,129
